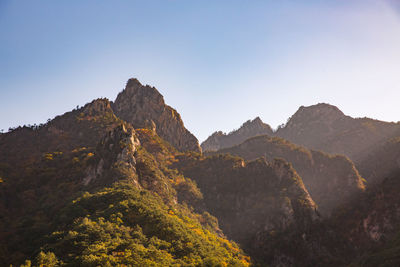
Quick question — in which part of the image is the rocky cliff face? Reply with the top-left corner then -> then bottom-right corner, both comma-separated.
173,153 -> 319,265
216,135 -> 365,216
83,124 -> 140,186
276,103 -> 400,162
201,117 -> 273,151
112,78 -> 201,153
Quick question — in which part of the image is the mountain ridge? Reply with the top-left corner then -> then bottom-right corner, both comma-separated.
201,116 -> 273,151
2,79 -> 400,266
276,103 -> 400,161
202,103 -> 400,163
215,134 -> 365,216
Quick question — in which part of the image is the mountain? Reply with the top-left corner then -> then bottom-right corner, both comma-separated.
112,78 -> 201,153
0,95 -> 249,266
3,78 -> 400,266
216,135 -> 365,216
276,103 -> 400,162
0,78 -> 329,266
201,117 -> 273,152
173,153 -> 322,266
201,103 -> 400,164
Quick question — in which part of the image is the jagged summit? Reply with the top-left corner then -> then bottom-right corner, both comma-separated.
122,78 -> 164,104
126,77 -> 142,87
236,116 -> 268,132
201,117 -> 273,151
112,78 -> 201,153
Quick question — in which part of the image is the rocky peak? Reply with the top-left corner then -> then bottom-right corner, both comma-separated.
285,103 -> 345,128
238,117 -> 272,134
201,117 -> 273,151
122,78 -> 164,107
242,116 -> 264,127
112,78 -> 201,153
276,103 -> 400,160
275,103 -> 350,152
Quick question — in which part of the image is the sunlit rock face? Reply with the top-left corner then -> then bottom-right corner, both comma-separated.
112,78 -> 201,153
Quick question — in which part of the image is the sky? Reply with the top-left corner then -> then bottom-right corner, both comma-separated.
1,0 -> 400,142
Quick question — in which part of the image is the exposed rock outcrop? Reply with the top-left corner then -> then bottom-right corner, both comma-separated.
83,124 -> 140,186
201,117 -> 273,151
112,78 -> 201,153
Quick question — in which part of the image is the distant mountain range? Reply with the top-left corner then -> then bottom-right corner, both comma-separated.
1,78 -> 400,266
202,103 -> 400,163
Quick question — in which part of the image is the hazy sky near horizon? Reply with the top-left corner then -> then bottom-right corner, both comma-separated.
1,0 -> 400,142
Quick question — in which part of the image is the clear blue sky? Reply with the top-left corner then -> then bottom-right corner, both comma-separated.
1,0 -> 400,141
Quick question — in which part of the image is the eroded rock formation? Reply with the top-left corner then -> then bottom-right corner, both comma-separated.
113,78 -> 201,153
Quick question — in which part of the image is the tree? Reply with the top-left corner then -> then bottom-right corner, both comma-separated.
35,251 -> 59,267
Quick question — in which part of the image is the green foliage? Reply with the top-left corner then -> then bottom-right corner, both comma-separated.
43,182 -> 249,266
34,251 -> 60,267
19,260 -> 32,267
175,176 -> 203,206
0,104 -> 251,266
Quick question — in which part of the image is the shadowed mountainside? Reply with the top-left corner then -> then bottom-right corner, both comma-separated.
172,153 -> 323,266
215,135 -> 365,216
357,136 -> 400,185
201,104 -> 400,164
327,167 -> 400,266
276,103 -> 400,162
